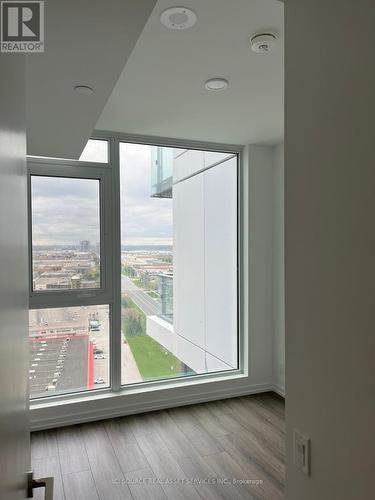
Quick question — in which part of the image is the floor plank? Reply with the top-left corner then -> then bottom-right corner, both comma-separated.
104,417 -> 149,473
30,393 -> 285,500
56,425 -> 90,475
150,410 -> 201,461
221,398 -> 285,461
204,400 -> 248,435
31,429 -> 58,461
238,396 -> 286,435
125,467 -> 168,500
32,456 -> 65,500
217,433 -> 284,498
125,411 -> 161,436
169,406 -> 223,456
136,432 -> 201,500
81,422 -> 132,500
189,403 -> 233,438
179,455 -> 236,500
206,451 -> 262,500
62,470 -> 99,500
257,393 -> 285,419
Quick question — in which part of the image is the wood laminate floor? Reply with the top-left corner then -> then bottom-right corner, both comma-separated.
31,392 -> 285,500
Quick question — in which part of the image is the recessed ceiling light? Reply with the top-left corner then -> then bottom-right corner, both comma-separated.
74,85 -> 94,95
160,7 -> 197,30
250,33 -> 277,53
204,78 -> 229,92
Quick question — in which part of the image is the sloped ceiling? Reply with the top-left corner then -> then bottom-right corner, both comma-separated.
26,0 -> 157,158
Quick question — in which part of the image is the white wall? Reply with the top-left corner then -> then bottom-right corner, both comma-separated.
0,55 -> 29,499
248,145 -> 276,386
247,144 -> 285,393
285,1 -> 375,498
273,143 -> 285,393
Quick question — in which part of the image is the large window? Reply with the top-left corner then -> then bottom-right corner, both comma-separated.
28,136 -> 239,401
28,158 -> 112,399
120,143 -> 238,385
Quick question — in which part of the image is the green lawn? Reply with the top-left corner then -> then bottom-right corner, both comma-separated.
126,334 -> 182,380
126,335 -> 181,380
123,326 -> 182,380
122,294 -> 183,380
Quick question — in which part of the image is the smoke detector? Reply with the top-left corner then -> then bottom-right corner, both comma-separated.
160,7 -> 197,30
250,33 -> 277,53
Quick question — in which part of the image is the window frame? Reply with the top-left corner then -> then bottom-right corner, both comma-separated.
28,158 -> 114,309
118,139 -> 240,384
27,150 -> 116,400
28,132 -> 247,420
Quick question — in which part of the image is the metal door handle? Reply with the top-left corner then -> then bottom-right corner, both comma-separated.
27,471 -> 54,499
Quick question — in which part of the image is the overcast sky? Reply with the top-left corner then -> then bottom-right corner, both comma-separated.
120,143 -> 173,246
32,142 -> 173,247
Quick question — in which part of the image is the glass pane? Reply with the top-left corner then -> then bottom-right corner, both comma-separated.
79,139 -> 108,163
120,143 -> 238,385
29,305 -> 109,398
31,176 -> 101,291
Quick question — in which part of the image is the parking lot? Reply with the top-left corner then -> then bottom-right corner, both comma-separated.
29,305 -> 109,397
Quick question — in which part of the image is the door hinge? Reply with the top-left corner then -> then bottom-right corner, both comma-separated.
27,471 -> 54,499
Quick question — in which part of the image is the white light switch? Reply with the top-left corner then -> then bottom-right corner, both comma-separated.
293,429 -> 310,475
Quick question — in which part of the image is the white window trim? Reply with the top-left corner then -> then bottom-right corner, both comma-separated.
28,131 -> 255,430
27,159 -> 114,309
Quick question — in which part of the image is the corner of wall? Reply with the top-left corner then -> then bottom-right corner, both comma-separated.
272,143 -> 285,396
248,145 -> 273,386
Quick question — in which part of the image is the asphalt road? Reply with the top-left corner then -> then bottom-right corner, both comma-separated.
121,275 -> 159,316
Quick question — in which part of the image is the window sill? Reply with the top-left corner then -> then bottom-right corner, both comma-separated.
30,371 -> 271,431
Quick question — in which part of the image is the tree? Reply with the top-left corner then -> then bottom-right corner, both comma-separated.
124,308 -> 143,337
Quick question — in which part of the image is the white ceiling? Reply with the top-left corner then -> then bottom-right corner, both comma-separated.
26,0 -> 157,158
97,0 -> 284,146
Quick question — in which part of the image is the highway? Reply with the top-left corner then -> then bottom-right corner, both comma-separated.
121,275 -> 159,316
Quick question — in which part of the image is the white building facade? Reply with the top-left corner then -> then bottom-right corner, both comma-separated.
147,147 -> 238,374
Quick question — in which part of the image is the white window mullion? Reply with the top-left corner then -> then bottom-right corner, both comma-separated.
109,138 -> 122,392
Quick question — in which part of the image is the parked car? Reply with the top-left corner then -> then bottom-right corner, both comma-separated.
94,355 -> 106,360
94,378 -> 105,384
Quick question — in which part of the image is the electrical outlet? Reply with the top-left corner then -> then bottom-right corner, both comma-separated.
293,429 -> 310,475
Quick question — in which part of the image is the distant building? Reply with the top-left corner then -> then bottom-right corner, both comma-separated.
80,240 -> 90,251
71,275 -> 82,289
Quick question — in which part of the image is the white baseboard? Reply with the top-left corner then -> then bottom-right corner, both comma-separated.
30,382 -> 273,431
271,383 -> 285,398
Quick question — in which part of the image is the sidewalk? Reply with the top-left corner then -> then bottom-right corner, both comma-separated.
121,338 -> 142,384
